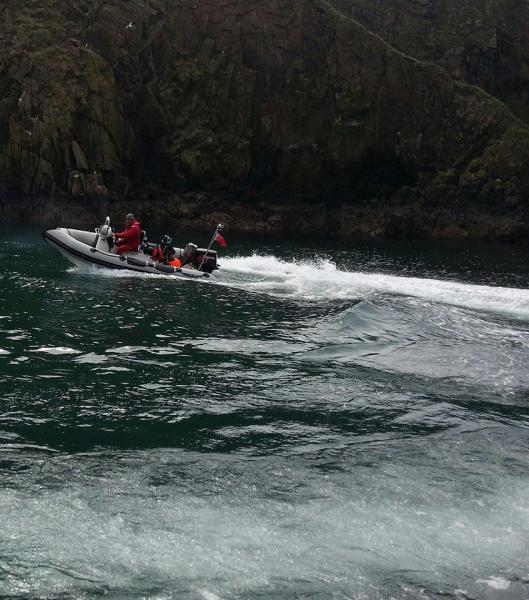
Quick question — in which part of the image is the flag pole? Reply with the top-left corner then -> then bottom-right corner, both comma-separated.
198,223 -> 224,271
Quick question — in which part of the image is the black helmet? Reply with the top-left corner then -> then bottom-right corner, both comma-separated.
161,235 -> 172,244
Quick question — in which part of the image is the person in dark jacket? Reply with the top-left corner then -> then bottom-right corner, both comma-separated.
151,235 -> 176,263
112,213 -> 141,255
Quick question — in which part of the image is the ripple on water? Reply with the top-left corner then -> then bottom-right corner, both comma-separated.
74,353 -> 109,365
30,347 -> 82,355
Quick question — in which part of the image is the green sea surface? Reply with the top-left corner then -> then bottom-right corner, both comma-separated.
1,224 -> 529,599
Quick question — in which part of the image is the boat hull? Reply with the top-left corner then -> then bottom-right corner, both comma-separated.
43,228 -> 212,279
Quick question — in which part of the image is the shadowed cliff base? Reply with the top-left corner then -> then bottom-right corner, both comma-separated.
2,191 -> 528,244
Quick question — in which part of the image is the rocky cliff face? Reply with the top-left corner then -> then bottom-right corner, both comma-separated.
1,0 -> 528,240
332,0 -> 529,123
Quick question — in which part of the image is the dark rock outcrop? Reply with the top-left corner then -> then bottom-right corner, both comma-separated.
1,0 -> 528,240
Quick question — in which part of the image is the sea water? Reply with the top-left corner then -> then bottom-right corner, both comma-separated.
1,226 -> 529,599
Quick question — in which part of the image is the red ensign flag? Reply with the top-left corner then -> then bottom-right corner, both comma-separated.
214,232 -> 227,247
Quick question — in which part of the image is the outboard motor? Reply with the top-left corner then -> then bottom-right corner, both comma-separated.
95,217 -> 113,252
195,247 -> 219,273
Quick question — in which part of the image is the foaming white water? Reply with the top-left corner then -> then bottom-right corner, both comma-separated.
220,255 -> 529,318
1,450 -> 528,598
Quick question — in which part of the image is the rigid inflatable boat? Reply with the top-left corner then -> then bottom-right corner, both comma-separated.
43,218 -> 220,278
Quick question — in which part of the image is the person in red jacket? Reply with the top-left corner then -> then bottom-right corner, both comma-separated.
112,213 -> 141,255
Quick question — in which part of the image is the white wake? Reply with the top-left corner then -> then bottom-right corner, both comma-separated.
218,254 -> 529,319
